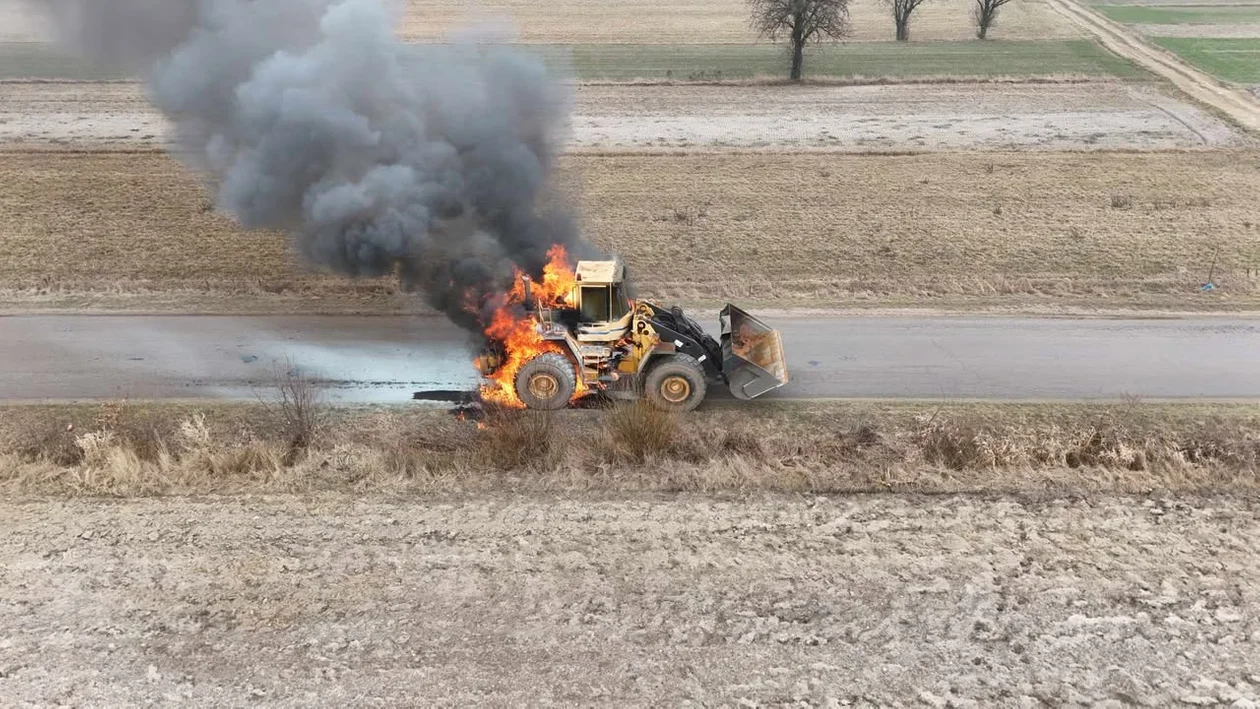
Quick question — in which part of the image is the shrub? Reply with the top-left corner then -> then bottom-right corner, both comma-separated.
476,404 -> 557,470
601,402 -> 678,463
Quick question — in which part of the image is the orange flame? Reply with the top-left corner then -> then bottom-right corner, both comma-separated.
477,245 -> 588,408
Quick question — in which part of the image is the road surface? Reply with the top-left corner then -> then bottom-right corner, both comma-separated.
2,315 -> 1258,402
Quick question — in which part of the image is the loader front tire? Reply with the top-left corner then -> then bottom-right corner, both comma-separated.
514,352 -> 577,411
644,354 -> 707,412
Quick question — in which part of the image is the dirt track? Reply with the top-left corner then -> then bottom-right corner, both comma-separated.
1048,0 -> 1260,131
1,494 -> 1257,706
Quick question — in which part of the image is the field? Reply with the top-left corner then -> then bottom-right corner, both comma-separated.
3,396 -> 1259,704
3,0 -> 1260,702
1095,4 -> 1260,23
1152,37 -> 1260,81
0,39 -> 1141,82
2,0 -> 1255,316
520,40 -> 1139,80
4,80 -> 1241,152
1089,0 -> 1260,85
0,0 -> 1083,44
398,0 -> 1085,42
2,150 -> 1257,312
4,492 -> 1258,705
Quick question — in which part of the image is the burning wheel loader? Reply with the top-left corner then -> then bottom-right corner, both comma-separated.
476,257 -> 788,412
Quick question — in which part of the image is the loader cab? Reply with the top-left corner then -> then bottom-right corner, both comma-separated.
574,260 -> 632,325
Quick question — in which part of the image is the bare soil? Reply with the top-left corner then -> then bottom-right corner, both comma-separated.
5,80 -> 1243,151
1,493 -> 1258,706
1,150 -> 1257,312
570,81 -> 1244,150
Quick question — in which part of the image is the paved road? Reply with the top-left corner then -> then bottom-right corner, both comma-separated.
1,315 -> 1258,403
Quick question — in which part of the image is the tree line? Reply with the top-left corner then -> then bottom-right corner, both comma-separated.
750,0 -> 1017,80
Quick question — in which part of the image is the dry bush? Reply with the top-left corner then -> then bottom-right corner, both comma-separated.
599,402 -> 679,463
5,416 -> 84,466
375,419 -> 473,480
175,415 -> 287,481
1174,417 -> 1260,471
258,363 -> 328,456
476,404 -> 559,471
3,400 -> 176,466
917,419 -> 995,471
92,400 -> 176,463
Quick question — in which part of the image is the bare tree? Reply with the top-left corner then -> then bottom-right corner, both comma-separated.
257,359 -> 328,457
973,0 -> 1014,39
748,0 -> 851,81
889,0 -> 929,41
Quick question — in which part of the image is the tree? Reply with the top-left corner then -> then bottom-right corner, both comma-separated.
888,0 -> 929,41
748,0 -> 851,81
972,0 -> 1014,39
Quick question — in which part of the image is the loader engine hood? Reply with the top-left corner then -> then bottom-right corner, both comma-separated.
719,305 -> 789,400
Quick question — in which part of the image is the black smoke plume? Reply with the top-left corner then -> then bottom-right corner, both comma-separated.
22,0 -> 599,331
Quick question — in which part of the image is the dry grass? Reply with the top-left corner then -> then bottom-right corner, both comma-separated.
1,400 -> 1256,497
579,150 -> 1260,308
396,0 -> 1081,43
3,149 -> 1256,312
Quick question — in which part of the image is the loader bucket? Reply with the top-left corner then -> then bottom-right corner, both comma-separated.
719,304 -> 789,400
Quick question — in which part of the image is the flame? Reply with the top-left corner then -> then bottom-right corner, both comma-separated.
477,245 -> 588,408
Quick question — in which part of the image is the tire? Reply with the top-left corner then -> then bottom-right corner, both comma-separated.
644,354 -> 707,412
514,352 -> 577,411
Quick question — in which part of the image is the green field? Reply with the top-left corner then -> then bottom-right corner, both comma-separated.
545,40 -> 1146,80
1151,37 -> 1260,82
0,40 -> 1146,82
1095,4 -> 1260,24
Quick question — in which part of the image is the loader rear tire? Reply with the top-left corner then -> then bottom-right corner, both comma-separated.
644,354 -> 706,412
514,352 -> 577,411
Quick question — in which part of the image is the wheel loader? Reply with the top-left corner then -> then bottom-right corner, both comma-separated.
476,258 -> 788,411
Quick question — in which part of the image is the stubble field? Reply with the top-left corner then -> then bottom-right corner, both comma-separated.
1,0 -> 1256,314
2,149 -> 1257,312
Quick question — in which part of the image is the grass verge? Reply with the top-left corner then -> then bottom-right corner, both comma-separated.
2,400 -> 1256,497
0,40 -> 1146,82
1150,37 -> 1260,83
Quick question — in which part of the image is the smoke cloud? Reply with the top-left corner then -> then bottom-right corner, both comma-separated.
23,0 -> 599,331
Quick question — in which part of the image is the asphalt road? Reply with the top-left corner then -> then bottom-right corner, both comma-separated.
1,315 -> 1258,403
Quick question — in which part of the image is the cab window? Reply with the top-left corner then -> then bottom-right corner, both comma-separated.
580,286 -> 611,322
610,284 -> 630,319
